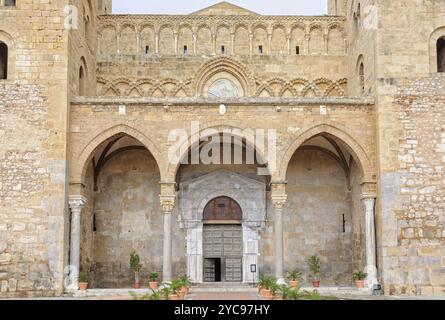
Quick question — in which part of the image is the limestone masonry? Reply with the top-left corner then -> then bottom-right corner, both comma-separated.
0,0 -> 444,297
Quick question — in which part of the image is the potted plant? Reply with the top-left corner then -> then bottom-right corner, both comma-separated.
178,274 -> 191,297
168,279 -> 183,300
149,272 -> 159,290
260,276 -> 275,300
269,282 -> 281,300
258,274 -> 267,295
79,272 -> 89,291
308,255 -> 321,288
287,269 -> 302,288
160,286 -> 171,300
130,251 -> 142,289
353,271 -> 367,289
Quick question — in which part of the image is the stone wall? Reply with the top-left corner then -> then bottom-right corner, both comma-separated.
0,0 -> 70,297
90,149 -> 165,288
373,0 -> 445,295
382,75 -> 445,295
96,14 -> 348,98
98,15 -> 346,58
284,149 -> 358,285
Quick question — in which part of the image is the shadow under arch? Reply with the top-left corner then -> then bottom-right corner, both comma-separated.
277,123 -> 374,183
72,124 -> 164,185
165,124 -> 271,183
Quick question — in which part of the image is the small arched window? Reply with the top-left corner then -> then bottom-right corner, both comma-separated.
359,62 -> 365,95
437,37 -> 445,73
0,42 -> 8,80
357,3 -> 361,27
4,0 -> 16,6
79,65 -> 85,96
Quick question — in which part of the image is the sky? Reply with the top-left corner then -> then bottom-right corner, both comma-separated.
112,0 -> 328,16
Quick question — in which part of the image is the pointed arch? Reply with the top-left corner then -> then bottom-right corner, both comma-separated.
165,124 -> 269,182
72,124 -> 164,185
277,123 -> 373,182
192,57 -> 255,96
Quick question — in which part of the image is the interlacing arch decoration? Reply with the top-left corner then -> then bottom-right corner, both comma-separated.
97,76 -> 193,97
97,74 -> 347,98
255,77 -> 347,97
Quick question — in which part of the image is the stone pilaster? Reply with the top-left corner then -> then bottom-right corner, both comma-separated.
271,182 -> 287,284
67,195 -> 87,290
160,182 -> 176,282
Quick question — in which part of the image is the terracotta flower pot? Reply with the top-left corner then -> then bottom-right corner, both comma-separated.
169,294 -> 181,300
180,286 -> 189,296
289,280 -> 298,288
355,280 -> 365,289
312,280 -> 320,288
261,289 -> 273,300
149,282 -> 158,290
79,282 -> 88,291
133,283 -> 141,289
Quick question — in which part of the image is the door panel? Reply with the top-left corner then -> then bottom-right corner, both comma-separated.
225,257 -> 242,282
204,258 -> 216,282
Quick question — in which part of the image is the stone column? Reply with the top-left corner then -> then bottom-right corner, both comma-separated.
160,183 -> 176,282
116,33 -> 121,55
211,33 -> 216,55
271,182 -> 287,285
324,33 -> 329,55
230,33 -> 235,55
67,196 -> 87,290
155,33 -> 159,54
249,33 -> 253,56
268,34 -> 273,55
174,32 -> 178,55
193,33 -> 197,55
287,36 -> 291,55
97,34 -> 102,55
305,34 -> 310,55
361,195 -> 378,288
136,32 -> 141,55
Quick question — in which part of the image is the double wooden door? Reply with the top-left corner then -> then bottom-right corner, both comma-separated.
203,224 -> 242,282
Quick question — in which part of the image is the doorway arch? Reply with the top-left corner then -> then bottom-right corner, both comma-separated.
203,196 -> 242,222
179,170 -> 266,284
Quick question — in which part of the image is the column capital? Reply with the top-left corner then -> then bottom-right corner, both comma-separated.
360,194 -> 376,201
271,194 -> 287,209
270,181 -> 287,192
270,181 -> 287,209
68,195 -> 87,211
360,181 -> 376,197
160,194 -> 176,214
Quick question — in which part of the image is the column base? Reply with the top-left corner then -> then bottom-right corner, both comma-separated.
66,283 -> 79,291
276,278 -> 286,285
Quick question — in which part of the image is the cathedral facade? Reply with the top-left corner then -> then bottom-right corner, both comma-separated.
0,0 -> 444,297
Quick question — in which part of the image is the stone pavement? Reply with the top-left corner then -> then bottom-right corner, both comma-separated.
186,292 -> 260,300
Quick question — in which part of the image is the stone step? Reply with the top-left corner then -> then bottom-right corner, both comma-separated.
190,283 -> 258,293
